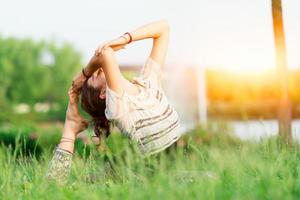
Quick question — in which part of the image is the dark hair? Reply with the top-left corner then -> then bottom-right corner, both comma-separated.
81,80 -> 111,143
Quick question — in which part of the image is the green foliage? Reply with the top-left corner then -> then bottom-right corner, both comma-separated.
0,36 -> 82,122
1,125 -> 300,199
0,125 -> 95,159
0,127 -> 42,159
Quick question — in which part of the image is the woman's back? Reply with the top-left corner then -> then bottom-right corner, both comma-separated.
105,57 -> 181,155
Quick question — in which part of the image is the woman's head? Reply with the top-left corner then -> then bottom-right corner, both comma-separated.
81,68 -> 111,142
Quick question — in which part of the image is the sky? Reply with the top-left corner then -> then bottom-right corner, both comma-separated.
0,0 -> 299,73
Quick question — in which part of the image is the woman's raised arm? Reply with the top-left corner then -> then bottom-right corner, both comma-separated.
127,19 -> 170,66
125,19 -> 170,42
97,19 -> 170,66
46,87 -> 88,184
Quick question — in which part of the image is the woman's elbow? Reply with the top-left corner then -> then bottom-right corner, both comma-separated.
155,20 -> 169,38
160,19 -> 170,32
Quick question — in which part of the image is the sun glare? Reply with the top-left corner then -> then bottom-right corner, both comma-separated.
206,47 -> 276,74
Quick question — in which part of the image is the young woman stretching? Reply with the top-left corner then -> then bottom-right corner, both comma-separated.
46,20 -> 182,183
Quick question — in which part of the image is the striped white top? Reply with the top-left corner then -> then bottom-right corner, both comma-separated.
105,57 -> 181,155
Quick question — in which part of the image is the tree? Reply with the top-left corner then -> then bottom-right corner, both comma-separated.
0,36 -> 82,121
271,0 -> 291,139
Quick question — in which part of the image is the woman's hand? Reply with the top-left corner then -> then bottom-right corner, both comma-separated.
58,87 -> 88,153
95,36 -> 128,55
63,87 -> 89,139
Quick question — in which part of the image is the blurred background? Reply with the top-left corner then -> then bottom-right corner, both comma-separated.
0,0 -> 299,141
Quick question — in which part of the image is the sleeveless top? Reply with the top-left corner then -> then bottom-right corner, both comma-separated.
104,57 -> 182,155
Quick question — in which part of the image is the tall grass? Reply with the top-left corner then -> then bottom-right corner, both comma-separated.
0,125 -> 300,200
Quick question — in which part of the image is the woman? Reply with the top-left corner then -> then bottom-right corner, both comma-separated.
46,20 -> 182,183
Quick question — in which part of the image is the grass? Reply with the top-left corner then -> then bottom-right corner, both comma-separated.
0,124 -> 300,200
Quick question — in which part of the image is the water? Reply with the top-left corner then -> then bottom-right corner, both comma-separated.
179,119 -> 300,142
230,119 -> 300,141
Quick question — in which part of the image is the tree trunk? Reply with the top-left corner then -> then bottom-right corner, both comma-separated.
271,0 -> 292,139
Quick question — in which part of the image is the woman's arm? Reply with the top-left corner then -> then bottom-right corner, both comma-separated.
46,87 -> 88,184
126,19 -> 170,66
71,43 -> 126,93
97,19 -> 170,66
45,147 -> 73,184
71,53 -> 106,94
124,19 -> 170,42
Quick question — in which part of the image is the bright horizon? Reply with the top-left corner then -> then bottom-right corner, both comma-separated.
0,0 -> 299,73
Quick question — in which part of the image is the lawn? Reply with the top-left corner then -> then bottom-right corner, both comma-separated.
0,124 -> 299,200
